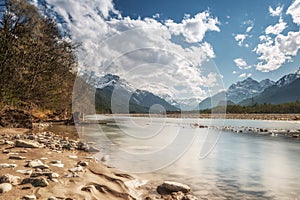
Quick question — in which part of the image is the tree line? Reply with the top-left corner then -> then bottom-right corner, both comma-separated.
0,0 -> 77,113
201,101 -> 300,114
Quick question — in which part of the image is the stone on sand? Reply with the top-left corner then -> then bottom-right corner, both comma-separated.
23,194 -> 37,200
158,181 -> 191,194
0,174 -> 20,185
0,183 -> 12,193
27,159 -> 49,169
0,163 -> 17,168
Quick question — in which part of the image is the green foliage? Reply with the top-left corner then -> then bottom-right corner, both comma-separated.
0,0 -> 77,113
201,101 -> 300,114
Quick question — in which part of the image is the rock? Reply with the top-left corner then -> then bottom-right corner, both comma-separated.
157,181 -> 191,194
0,163 -> 17,168
69,166 -> 83,172
0,183 -> 12,193
27,159 -> 49,169
16,150 -> 28,153
171,191 -> 185,199
0,174 -> 20,185
51,163 -> 64,168
16,140 -> 39,148
21,177 -> 49,187
101,155 -> 110,162
88,145 -> 100,152
9,155 -> 26,160
2,149 -> 10,154
50,173 -> 59,179
16,169 -> 33,175
77,161 -> 88,166
69,155 -> 78,159
23,194 -> 37,200
30,171 -> 52,178
5,140 -> 15,145
48,196 -> 59,200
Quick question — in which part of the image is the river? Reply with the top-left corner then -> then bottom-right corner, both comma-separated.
54,116 -> 300,199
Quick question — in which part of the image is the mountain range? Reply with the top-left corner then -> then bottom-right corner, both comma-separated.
199,68 -> 300,109
79,71 -> 179,113
79,68 -> 300,113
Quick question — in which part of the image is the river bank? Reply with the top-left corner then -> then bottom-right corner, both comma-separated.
0,127 -> 199,200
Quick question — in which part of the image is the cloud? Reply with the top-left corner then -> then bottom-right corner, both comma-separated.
254,31 -> 300,72
265,18 -> 287,35
232,71 -> 237,74
269,5 -> 284,17
36,0 -> 224,103
239,73 -> 252,78
286,0 -> 300,25
153,13 -> 160,19
246,26 -> 253,33
234,58 -> 251,69
165,11 -> 220,43
234,34 -> 247,46
254,1 -> 300,72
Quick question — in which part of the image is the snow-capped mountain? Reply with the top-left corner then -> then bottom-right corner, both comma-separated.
240,68 -> 300,105
227,77 -> 275,104
199,77 -> 275,109
275,68 -> 300,87
79,71 -> 179,113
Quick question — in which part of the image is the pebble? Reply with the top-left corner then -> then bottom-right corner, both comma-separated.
158,181 -> 191,194
21,177 -> 49,187
5,140 -> 15,145
69,166 -> 83,172
15,140 -> 40,148
0,183 -> 12,193
0,163 -> 17,168
69,155 -> 78,159
0,174 -> 20,185
9,155 -> 26,160
27,159 -> 49,169
77,161 -> 88,166
16,169 -> 33,175
23,194 -> 37,200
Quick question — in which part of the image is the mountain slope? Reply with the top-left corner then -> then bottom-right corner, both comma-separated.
240,71 -> 300,105
80,72 -> 179,113
199,77 -> 275,109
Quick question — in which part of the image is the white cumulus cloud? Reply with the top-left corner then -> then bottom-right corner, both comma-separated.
286,0 -> 300,25
234,34 -> 248,47
265,18 -> 287,35
269,5 -> 284,17
254,1 -> 300,72
35,0 -> 224,103
234,58 -> 251,69
239,73 -> 252,78
165,11 -> 220,43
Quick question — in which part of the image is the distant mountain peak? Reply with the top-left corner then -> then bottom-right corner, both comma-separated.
275,69 -> 300,87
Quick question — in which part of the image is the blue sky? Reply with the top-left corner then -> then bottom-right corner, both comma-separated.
113,0 -> 300,87
37,0 -> 300,106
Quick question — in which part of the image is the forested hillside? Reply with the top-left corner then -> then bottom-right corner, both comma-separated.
0,0 -> 76,115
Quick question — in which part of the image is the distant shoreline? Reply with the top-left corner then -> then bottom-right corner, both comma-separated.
96,113 -> 300,121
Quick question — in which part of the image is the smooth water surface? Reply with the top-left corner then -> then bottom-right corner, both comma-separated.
61,117 -> 300,199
